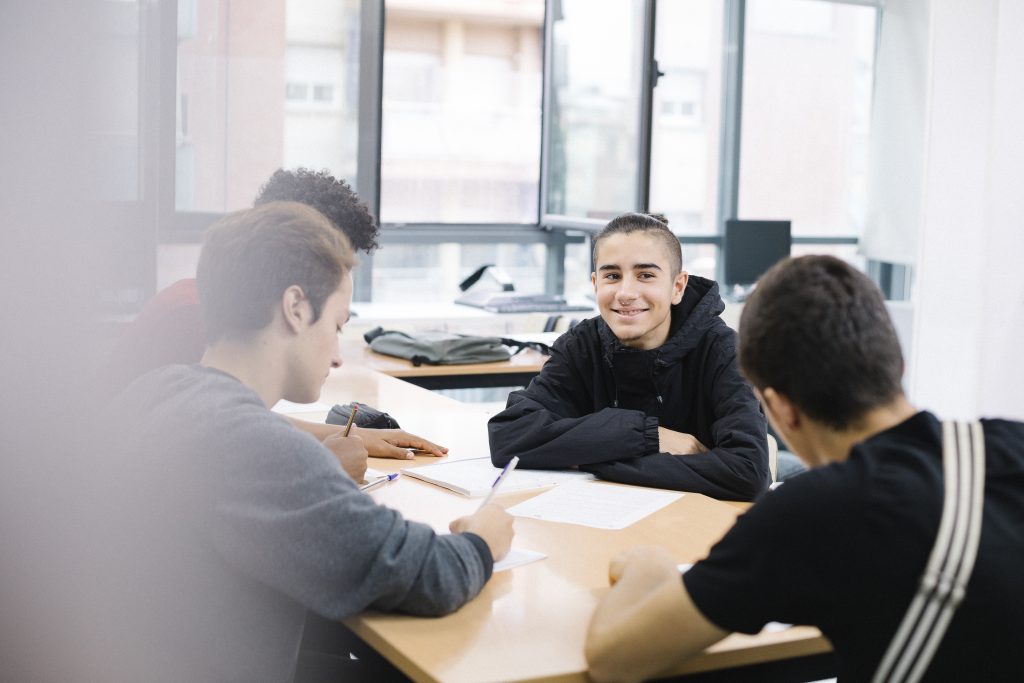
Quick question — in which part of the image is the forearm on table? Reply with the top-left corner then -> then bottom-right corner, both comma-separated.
586,574 -> 726,683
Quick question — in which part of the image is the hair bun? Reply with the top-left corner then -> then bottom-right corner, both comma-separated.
644,212 -> 669,227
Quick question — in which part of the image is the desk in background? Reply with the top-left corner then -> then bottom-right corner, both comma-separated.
287,365 -> 833,683
340,334 -> 556,391
348,302 -> 595,338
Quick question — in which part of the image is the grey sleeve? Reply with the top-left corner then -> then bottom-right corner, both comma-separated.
196,410 -> 491,620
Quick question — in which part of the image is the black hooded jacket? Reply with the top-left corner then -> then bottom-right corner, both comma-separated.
488,276 -> 770,501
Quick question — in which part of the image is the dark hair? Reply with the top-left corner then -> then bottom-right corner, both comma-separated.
197,202 -> 355,343
254,168 -> 379,253
592,213 -> 682,275
737,255 -> 904,430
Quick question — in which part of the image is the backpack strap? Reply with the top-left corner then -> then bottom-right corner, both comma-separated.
872,420 -> 986,683
499,337 -> 552,357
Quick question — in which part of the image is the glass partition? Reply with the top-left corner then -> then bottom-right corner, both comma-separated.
545,0 -> 646,219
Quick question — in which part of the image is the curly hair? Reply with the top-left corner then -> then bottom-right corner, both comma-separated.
737,255 -> 904,430
592,212 -> 682,275
254,168 -> 379,253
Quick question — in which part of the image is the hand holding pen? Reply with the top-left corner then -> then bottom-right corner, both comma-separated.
478,456 -> 520,511
342,404 -> 359,436
449,457 -> 519,562
322,405 -> 367,481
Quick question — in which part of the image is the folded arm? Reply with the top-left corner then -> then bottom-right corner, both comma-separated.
488,337 -> 663,468
583,340 -> 770,500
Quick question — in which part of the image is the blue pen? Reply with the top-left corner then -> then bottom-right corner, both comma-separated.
477,456 -> 520,510
362,471 -> 400,492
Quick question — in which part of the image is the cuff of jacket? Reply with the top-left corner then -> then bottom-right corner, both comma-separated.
642,415 -> 661,455
462,532 -> 494,582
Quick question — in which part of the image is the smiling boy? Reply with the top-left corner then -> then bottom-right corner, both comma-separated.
488,213 -> 769,500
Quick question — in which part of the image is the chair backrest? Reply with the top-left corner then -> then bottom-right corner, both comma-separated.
767,434 -> 779,483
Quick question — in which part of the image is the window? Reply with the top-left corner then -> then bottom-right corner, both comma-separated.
175,0 -> 361,213
379,1 -> 544,224
159,0 -> 879,307
738,0 -> 878,236
283,44 -> 356,175
372,242 -> 548,304
97,0 -> 142,202
285,83 -> 309,101
545,0 -> 646,220
649,0 -> 726,234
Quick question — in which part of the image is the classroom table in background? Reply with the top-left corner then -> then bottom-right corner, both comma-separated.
284,365 -> 834,683
339,336 -> 552,391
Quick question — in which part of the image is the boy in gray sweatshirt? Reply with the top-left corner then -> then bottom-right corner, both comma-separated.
99,202 -> 513,682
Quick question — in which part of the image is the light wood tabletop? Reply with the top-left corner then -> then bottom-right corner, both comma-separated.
290,365 -> 831,683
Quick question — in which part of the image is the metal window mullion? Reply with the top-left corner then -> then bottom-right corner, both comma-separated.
355,0 -> 385,302
716,0 -> 745,283
538,0 -> 555,223
154,0 -> 179,274
544,230 -> 567,296
636,0 -> 657,212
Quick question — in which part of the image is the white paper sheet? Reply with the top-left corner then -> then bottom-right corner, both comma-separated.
271,399 -> 331,414
493,548 -> 547,573
363,467 -> 387,480
403,457 -> 595,497
507,481 -> 683,530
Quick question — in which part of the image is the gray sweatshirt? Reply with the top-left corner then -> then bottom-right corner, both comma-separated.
99,365 -> 491,682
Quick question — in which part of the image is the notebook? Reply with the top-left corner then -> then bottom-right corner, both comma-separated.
402,457 -> 595,497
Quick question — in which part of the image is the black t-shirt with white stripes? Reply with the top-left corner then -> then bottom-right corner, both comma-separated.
684,411 -> 1024,681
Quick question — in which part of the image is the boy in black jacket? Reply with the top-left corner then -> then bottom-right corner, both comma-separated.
488,213 -> 769,501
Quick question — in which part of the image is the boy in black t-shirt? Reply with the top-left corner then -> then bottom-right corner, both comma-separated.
585,255 -> 1024,682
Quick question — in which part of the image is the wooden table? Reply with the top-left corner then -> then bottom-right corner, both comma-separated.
340,337 -> 550,390
291,366 -> 831,683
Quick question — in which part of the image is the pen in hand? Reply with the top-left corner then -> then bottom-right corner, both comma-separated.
477,456 -> 520,511
342,405 -> 359,437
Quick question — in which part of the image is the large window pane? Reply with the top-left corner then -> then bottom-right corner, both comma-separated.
546,0 -> 645,219
372,242 -> 547,304
738,0 -> 877,236
98,0 -> 142,202
649,0 -> 725,234
380,0 -> 544,224
176,0 -> 361,214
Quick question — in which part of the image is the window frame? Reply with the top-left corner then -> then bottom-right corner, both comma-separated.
150,0 -> 880,304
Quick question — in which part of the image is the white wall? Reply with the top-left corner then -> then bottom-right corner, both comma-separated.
909,0 -> 1024,420
977,1 -> 1024,418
